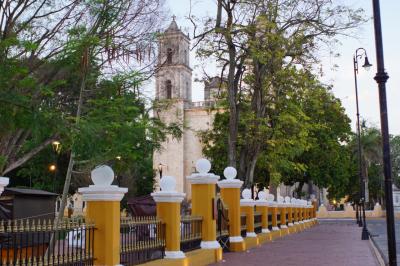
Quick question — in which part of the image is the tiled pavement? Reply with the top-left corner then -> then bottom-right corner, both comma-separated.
367,219 -> 400,265
210,220 -> 380,266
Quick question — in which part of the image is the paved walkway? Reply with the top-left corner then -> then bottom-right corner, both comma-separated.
210,220 -> 380,266
367,219 -> 400,265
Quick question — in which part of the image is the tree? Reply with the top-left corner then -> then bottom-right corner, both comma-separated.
192,0 -> 365,187
201,70 -> 353,197
390,135 -> 400,187
1,0 -> 182,222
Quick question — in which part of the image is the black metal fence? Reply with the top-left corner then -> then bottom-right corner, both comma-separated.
120,216 -> 165,266
268,214 -> 272,230
216,199 -> 229,252
240,214 -> 246,237
180,216 -> 202,252
0,217 -> 95,265
254,212 -> 262,234
277,214 -> 281,227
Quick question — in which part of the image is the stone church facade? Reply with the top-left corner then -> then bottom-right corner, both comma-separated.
153,19 -> 221,195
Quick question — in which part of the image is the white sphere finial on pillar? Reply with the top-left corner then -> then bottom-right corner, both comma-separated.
91,165 -> 114,186
285,196 -> 291,204
196,158 -> 211,174
223,167 -> 237,180
242,188 -> 252,200
267,194 -> 275,202
160,176 -> 177,192
258,191 -> 267,201
217,166 -> 243,189
79,165 -> 127,202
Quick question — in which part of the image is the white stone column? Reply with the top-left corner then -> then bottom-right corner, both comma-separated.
0,177 -> 9,195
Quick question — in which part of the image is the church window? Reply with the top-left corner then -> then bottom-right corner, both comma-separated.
167,48 -> 173,64
166,80 -> 172,99
184,50 -> 188,64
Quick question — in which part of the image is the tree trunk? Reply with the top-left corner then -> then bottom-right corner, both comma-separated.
47,63 -> 87,255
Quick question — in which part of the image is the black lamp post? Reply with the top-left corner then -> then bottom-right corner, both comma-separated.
158,163 -> 163,179
353,47 -> 372,239
355,202 -> 359,226
372,0 -> 397,264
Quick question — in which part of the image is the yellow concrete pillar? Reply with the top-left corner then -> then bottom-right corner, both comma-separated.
217,167 -> 245,252
271,204 -> 279,231
240,189 -> 256,237
186,159 -> 220,249
255,191 -> 270,234
284,197 -> 294,232
79,165 -> 127,266
152,175 -> 186,259
279,206 -> 287,229
312,199 -> 318,223
294,205 -> 299,224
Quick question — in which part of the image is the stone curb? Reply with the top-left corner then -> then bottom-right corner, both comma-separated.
369,236 -> 387,266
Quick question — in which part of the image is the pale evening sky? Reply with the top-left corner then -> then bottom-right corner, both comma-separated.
159,0 -> 400,135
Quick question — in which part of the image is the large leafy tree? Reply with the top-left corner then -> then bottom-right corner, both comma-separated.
201,71 -> 353,196
0,0 -> 182,219
190,0 -> 361,179
191,0 -> 365,189
390,135 -> 400,187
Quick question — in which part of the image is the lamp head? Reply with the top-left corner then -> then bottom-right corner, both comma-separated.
362,56 -> 372,71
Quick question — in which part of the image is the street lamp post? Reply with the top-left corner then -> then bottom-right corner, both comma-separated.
353,47 -> 372,240
372,0 -> 397,264
158,163 -> 163,179
355,202 -> 359,226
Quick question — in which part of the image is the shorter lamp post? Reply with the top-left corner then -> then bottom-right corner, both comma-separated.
353,47 -> 372,240
158,163 -> 163,179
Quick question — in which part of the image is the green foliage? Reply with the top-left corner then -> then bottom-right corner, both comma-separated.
0,0 -> 173,199
391,135 -> 400,186
201,69 -> 353,196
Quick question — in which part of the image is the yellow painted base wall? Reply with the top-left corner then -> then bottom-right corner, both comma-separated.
230,241 -> 246,252
244,237 -> 260,250
137,222 -> 319,266
140,248 -> 222,266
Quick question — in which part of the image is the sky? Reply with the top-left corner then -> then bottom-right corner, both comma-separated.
160,0 -> 400,135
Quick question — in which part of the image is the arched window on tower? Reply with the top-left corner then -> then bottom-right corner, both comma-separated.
167,48 -> 173,64
166,80 -> 172,99
184,50 -> 188,64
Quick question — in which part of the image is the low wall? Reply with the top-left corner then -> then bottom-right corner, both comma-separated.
317,203 -> 385,219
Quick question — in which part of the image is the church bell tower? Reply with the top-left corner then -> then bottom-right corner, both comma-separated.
155,16 -> 192,101
153,17 -> 192,193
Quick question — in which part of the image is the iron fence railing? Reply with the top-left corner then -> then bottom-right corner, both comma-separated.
254,212 -> 262,234
120,216 -> 165,266
180,216 -> 202,252
240,214 -> 246,237
216,199 -> 229,252
268,214 -> 272,230
0,217 -> 95,265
